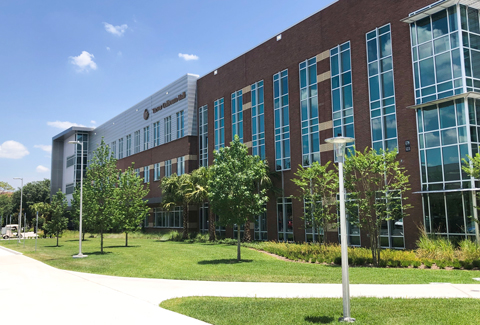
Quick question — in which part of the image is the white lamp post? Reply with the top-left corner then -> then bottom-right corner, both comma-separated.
13,177 -> 23,244
325,136 -> 355,323
69,140 -> 87,258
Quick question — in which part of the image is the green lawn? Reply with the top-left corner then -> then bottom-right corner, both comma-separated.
1,236 -> 480,284
160,297 -> 480,325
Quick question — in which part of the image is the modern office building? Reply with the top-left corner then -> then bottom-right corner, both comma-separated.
52,0 -> 480,248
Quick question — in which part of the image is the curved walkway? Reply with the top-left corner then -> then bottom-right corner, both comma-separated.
1,246 -> 480,325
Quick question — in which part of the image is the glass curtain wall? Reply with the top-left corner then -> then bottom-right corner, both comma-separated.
461,5 -> 480,92
417,98 -> 479,239
232,90 -> 243,142
199,105 -> 208,167
214,98 -> 225,150
299,57 -> 320,166
134,130 -> 140,154
118,138 -> 124,159
366,24 -> 399,152
251,80 -> 266,160
411,6 -> 463,104
273,69 -> 291,171
199,203 -> 209,234
74,132 -> 88,183
330,41 -> 355,157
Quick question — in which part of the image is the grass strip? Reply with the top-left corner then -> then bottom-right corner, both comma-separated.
160,296 -> 480,325
1,237 -> 480,284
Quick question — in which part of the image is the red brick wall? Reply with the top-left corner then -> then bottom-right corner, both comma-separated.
197,0 -> 434,248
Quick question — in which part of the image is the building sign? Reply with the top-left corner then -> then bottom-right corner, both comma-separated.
152,92 -> 186,113
143,109 -> 149,120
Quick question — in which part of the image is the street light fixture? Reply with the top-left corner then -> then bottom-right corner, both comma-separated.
68,140 -> 87,259
13,177 -> 23,244
325,136 -> 355,323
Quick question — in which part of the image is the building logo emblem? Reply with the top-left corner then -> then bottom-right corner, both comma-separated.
144,109 -> 150,120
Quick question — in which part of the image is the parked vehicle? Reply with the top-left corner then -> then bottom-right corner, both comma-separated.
1,224 -> 19,239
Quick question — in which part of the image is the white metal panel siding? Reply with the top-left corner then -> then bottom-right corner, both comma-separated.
89,74 -> 198,158
62,134 -> 75,193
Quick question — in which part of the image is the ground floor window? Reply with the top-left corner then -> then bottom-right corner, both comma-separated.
215,215 -> 226,238
154,207 -> 182,228
304,199 -> 324,243
255,211 -> 267,241
380,219 -> 404,249
199,203 -> 209,234
338,200 -> 360,246
423,191 -> 476,241
277,198 -> 293,241
233,223 -> 244,239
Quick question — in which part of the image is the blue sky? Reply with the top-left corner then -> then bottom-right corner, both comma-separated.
0,0 -> 333,187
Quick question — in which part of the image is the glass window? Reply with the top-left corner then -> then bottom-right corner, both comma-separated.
176,110 -> 185,139
299,57 -> 320,166
214,98 -> 225,150
143,126 -> 150,151
199,105 -> 209,167
251,80 -> 265,160
164,116 -> 171,143
232,90 -> 243,142
273,70 -> 290,170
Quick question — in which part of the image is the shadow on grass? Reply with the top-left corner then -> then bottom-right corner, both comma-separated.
104,245 -> 140,248
305,316 -> 335,324
82,251 -> 113,256
65,239 -> 91,242
44,245 -> 64,248
198,259 -> 253,265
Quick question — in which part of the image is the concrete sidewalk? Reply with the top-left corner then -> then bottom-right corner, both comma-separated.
1,246 -> 480,325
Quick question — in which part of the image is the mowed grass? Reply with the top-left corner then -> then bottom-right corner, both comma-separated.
1,236 -> 480,284
160,296 -> 480,325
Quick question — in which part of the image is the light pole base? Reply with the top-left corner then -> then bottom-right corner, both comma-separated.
339,317 -> 356,323
72,253 -> 88,259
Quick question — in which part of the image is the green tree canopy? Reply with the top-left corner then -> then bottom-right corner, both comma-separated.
462,154 -> 480,229
343,148 -> 411,266
209,135 -> 269,261
45,191 -> 68,247
161,173 -> 193,239
291,161 -> 338,244
117,164 -> 150,246
11,179 -> 50,223
188,166 -> 215,241
81,139 -> 119,253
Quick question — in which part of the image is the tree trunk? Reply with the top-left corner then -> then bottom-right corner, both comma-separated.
101,228 -> 104,254
125,232 -> 128,247
208,208 -> 216,242
82,231 -> 85,241
237,224 -> 241,261
56,232 -> 59,247
182,203 -> 188,239
243,221 -> 252,242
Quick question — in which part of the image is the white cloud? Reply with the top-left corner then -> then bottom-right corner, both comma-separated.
103,22 -> 128,36
47,121 -> 85,129
69,51 -> 97,72
91,120 -> 96,124
0,141 -> 29,159
36,165 -> 49,173
178,53 -> 199,61
106,46 -> 110,51
34,144 -> 52,153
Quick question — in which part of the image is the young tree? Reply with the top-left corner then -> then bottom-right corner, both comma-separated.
343,148 -> 411,266
160,173 -> 192,239
45,191 -> 68,247
209,135 -> 269,261
30,202 -> 50,233
82,139 -> 119,253
291,161 -> 338,244
117,165 -> 150,246
188,166 -> 216,241
462,154 -> 480,228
